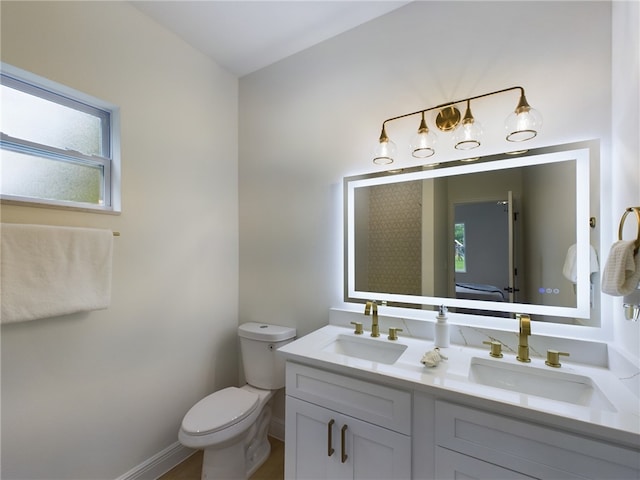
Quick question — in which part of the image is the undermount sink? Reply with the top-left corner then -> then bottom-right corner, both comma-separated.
322,334 -> 407,364
469,357 -> 616,412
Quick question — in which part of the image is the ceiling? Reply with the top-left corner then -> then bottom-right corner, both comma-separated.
131,1 -> 411,77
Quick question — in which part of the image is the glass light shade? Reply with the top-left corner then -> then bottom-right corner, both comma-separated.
505,107 -> 542,142
453,119 -> 483,150
373,138 -> 397,165
411,129 -> 437,158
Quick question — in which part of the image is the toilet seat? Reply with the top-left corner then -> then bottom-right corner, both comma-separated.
181,387 -> 259,436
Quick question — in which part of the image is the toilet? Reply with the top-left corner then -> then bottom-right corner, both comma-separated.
178,322 -> 296,479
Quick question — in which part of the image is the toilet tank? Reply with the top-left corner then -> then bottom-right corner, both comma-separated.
238,322 -> 296,390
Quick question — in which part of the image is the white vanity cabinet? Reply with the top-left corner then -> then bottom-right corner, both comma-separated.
284,362 -> 412,480
279,325 -> 639,480
433,400 -> 640,480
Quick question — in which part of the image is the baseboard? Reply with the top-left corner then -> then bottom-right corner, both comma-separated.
115,441 -> 196,480
117,417 -> 285,480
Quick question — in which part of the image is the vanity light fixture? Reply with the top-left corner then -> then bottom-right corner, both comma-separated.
452,100 -> 483,150
372,86 -> 542,165
372,124 -> 397,165
409,111 -> 437,158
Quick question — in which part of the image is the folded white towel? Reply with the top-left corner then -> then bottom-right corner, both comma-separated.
601,240 -> 640,296
562,244 -> 600,283
1,223 -> 113,324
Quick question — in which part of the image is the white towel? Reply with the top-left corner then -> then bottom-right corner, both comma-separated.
562,244 -> 599,283
601,240 -> 640,296
1,223 -> 113,324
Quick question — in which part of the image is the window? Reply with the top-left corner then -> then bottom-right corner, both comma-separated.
454,222 -> 466,273
0,64 -> 120,212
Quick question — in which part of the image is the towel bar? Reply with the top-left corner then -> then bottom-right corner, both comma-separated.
618,207 -> 640,255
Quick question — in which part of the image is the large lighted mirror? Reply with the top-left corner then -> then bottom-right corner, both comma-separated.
345,141 -> 599,326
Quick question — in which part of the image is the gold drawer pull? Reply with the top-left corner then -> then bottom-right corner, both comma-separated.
327,419 -> 335,456
341,424 -> 348,463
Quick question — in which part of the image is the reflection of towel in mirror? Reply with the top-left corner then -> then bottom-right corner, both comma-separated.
601,240 -> 640,296
562,244 -> 600,283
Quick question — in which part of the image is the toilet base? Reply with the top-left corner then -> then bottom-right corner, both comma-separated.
200,401 -> 272,480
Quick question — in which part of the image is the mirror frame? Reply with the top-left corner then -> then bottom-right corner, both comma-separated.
344,141 -> 596,320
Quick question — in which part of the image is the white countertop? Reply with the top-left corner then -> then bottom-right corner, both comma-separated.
278,324 -> 640,448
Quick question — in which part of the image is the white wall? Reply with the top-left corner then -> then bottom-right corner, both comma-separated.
1,2 -> 239,479
239,0 -> 637,427
239,1 -> 614,335
611,1 -> 640,359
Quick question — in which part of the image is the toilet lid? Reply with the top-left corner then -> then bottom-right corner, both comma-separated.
182,387 -> 259,435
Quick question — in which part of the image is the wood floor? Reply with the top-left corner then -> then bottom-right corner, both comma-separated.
158,437 -> 284,480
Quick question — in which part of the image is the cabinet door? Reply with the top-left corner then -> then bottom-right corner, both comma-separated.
348,411 -> 411,480
435,447 -> 537,480
286,396 -> 411,480
285,396 -> 348,480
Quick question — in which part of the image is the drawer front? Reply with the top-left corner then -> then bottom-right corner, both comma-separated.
286,362 -> 411,434
435,400 -> 640,480
435,447 -> 537,480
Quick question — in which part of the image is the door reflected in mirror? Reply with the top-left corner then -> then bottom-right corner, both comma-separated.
346,141 -> 599,326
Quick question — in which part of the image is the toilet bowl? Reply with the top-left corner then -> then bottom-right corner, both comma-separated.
179,385 -> 274,478
178,323 -> 296,479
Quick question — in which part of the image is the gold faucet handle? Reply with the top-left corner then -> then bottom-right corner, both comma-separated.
350,321 -> 364,335
482,340 -> 503,358
387,327 -> 403,341
545,350 -> 569,368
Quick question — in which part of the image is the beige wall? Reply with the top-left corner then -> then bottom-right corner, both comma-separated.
1,2 -> 239,478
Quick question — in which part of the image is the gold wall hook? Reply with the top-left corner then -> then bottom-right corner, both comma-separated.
618,207 -> 640,254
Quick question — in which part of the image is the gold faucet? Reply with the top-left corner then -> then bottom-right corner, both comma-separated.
516,314 -> 531,362
364,301 -> 380,337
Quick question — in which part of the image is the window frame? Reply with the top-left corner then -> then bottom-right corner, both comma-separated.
0,63 -> 121,213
